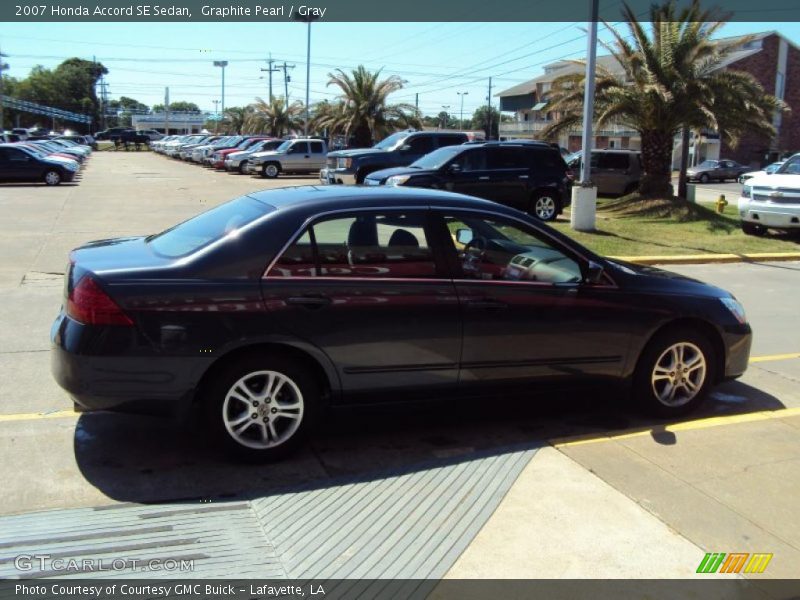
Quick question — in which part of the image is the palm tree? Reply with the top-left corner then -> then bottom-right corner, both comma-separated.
542,0 -> 785,197
222,106 -> 252,134
311,99 -> 351,141
326,66 -> 421,147
245,97 -> 303,137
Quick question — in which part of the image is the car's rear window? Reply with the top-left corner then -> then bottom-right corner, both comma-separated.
147,195 -> 273,258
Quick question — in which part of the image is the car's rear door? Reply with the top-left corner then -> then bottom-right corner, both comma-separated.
261,208 -> 462,403
308,140 -> 327,171
433,210 -> 633,394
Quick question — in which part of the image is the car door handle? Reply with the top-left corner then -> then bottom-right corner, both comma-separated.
479,176 -> 490,181
466,298 -> 507,310
286,294 -> 332,308
304,155 -> 310,158
519,175 -> 529,179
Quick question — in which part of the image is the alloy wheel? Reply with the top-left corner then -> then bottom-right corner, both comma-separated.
650,342 -> 707,407
222,370 -> 304,449
534,196 -> 556,221
44,171 -> 61,186
264,164 -> 279,178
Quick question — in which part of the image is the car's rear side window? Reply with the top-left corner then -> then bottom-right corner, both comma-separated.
269,212 -> 438,279
147,195 -> 272,258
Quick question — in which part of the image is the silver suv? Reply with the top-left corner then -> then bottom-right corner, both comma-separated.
245,138 -> 327,178
568,149 -> 642,196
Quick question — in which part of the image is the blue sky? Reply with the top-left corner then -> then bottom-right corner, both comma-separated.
2,19 -> 799,118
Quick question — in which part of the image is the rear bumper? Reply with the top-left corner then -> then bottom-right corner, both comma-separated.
50,314 -> 208,417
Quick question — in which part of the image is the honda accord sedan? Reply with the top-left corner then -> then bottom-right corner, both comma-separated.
51,186 -> 752,460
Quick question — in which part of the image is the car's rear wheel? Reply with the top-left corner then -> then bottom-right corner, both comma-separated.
43,170 -> 62,186
263,163 -> 280,178
531,193 -> 559,222
741,221 -> 767,236
203,354 -> 320,461
633,328 -> 716,417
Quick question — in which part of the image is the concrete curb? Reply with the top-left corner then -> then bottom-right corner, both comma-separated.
610,252 -> 800,265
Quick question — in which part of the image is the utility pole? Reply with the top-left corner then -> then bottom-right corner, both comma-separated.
95,55 -> 109,132
261,54 -> 279,102
486,77 -> 493,139
457,91 -> 469,130
292,13 -> 320,137
571,0 -> 600,232
164,87 -> 170,135
278,62 -> 295,105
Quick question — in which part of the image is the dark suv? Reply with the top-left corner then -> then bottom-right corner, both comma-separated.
364,141 -> 573,221
322,130 -> 469,184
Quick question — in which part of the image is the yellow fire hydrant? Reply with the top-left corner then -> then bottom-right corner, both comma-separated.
716,194 -> 728,213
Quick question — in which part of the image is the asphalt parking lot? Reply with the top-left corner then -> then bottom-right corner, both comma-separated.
0,152 -> 798,582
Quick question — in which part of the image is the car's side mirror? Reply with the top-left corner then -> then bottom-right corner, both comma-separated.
584,261 -> 605,284
400,144 -> 412,152
455,228 -> 473,245
448,163 -> 462,174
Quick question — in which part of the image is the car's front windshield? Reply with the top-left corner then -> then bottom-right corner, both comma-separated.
776,156 -> 800,175
275,141 -> 292,152
410,145 -> 464,170
374,132 -> 410,150
147,195 -> 273,258
765,163 -> 783,174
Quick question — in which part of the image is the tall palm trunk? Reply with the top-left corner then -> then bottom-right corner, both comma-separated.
639,129 -> 674,197
352,122 -> 372,148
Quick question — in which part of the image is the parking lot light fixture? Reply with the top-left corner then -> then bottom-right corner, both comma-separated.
213,61 -> 228,117
292,12 -> 320,137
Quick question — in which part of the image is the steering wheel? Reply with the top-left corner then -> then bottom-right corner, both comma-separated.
461,236 -> 487,275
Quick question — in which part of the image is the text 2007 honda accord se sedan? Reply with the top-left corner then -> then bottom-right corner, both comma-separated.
52,186 -> 751,460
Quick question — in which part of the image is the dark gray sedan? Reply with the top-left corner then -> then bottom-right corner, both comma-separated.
687,159 -> 748,183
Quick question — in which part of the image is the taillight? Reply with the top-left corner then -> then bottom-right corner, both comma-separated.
67,276 -> 133,326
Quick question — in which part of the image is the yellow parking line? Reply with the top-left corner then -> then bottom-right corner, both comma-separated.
750,352 -> 800,363
0,410 -> 77,423
551,406 -> 800,448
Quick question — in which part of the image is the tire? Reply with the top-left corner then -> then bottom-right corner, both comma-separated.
202,353 -> 320,462
238,160 -> 248,175
699,173 -> 710,183
742,221 -> 766,236
530,192 -> 560,222
633,327 -> 716,418
43,170 -> 62,186
262,163 -> 280,179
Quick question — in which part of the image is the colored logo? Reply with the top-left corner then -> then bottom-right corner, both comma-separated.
697,552 -> 773,574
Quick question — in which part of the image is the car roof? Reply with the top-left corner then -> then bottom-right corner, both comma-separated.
247,185 -> 518,216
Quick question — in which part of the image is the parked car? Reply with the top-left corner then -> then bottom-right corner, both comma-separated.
224,139 -> 284,174
567,150 -> 642,196
365,141 -> 572,221
738,161 -> 785,184
22,142 -> 84,166
0,143 -> 78,185
137,129 -> 165,141
687,159 -> 748,183
51,186 -> 752,461
322,131 -> 469,184
210,137 -> 272,169
189,136 -> 233,163
738,153 -> 800,235
56,135 -> 94,149
94,128 -> 134,141
199,136 -> 246,165
11,128 -> 30,141
246,138 -> 328,178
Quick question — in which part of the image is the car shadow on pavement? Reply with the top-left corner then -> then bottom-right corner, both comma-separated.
72,379 -> 784,506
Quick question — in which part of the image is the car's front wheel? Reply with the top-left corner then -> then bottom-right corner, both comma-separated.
699,173 -> 710,183
238,160 -> 249,174
633,328 -> 716,417
43,170 -> 62,186
203,354 -> 319,461
531,193 -> 559,222
263,163 -> 280,178
742,221 -> 766,236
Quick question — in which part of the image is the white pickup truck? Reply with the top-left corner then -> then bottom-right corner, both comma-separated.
738,153 -> 800,235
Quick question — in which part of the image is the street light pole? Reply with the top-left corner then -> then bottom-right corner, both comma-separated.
293,12 -> 320,137
457,91 -> 469,130
0,49 -> 8,132
213,60 -> 228,117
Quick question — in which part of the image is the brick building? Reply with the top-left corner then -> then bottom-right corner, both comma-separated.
497,31 -> 799,168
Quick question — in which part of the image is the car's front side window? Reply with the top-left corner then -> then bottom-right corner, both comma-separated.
269,212 -> 438,279
444,213 -> 583,284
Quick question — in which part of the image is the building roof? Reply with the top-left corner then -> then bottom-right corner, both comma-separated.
497,31 -> 782,99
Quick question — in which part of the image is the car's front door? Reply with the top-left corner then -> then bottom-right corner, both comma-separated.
443,148 -> 497,200
284,141 -> 310,171
435,210 -> 633,393
0,148 -> 39,181
262,209 -> 462,403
